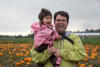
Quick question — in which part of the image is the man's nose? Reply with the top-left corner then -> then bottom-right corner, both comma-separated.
58,21 -> 64,23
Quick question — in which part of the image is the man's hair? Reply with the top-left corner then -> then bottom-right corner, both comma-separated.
54,11 -> 69,23
38,8 -> 52,23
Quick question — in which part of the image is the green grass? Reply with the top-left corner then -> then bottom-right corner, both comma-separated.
0,37 -> 100,45
0,38 -> 33,44
81,38 -> 100,45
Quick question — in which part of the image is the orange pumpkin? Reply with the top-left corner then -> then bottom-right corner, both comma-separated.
0,53 -> 3,56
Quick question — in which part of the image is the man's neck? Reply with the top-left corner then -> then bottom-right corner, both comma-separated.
59,32 -> 66,35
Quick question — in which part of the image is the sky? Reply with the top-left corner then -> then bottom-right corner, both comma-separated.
0,0 -> 100,36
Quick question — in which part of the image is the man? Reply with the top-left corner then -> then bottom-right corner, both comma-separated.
31,11 -> 86,67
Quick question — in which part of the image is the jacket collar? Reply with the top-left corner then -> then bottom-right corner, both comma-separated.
59,31 -> 72,38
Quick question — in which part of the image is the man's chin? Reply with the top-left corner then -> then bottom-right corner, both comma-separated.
57,29 -> 65,33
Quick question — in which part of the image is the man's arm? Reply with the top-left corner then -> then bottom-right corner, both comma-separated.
60,34 -> 86,61
31,47 -> 52,63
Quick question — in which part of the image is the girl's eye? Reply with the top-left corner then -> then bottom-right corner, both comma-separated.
46,17 -> 51,19
46,17 -> 49,19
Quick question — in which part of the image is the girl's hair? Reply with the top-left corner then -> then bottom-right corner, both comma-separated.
38,8 -> 52,24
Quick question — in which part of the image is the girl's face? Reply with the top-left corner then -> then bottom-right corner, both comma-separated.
42,15 -> 52,27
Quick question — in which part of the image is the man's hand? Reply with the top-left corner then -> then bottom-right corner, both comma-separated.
54,49 -> 61,57
56,35 -> 62,39
47,46 -> 57,54
47,46 -> 61,57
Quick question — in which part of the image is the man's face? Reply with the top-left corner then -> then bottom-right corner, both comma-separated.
54,15 -> 68,33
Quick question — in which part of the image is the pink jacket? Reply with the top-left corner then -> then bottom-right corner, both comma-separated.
31,22 -> 59,47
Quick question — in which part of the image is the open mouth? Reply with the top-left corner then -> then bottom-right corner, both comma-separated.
47,22 -> 51,25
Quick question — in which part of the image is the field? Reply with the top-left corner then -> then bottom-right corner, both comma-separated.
0,38 -> 100,67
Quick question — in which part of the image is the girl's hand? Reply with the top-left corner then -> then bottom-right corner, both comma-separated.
34,44 -> 37,48
56,35 -> 62,39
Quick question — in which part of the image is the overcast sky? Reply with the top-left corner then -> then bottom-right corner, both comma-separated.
0,0 -> 100,36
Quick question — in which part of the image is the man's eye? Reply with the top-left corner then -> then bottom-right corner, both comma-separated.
56,19 -> 66,22
56,20 -> 60,22
62,20 -> 66,22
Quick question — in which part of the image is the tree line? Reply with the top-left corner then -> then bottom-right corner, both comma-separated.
74,28 -> 100,33
0,28 -> 100,38
0,33 -> 34,38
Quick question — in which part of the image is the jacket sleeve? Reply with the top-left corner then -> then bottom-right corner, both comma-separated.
53,30 -> 59,39
31,47 -> 52,63
61,34 -> 86,61
34,31 -> 50,47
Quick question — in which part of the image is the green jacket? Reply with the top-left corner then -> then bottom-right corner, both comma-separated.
31,32 -> 86,67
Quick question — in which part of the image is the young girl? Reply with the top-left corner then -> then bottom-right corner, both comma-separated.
31,8 -> 61,67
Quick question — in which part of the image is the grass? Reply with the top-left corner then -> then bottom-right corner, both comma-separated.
0,37 -> 100,45
0,38 -> 33,44
81,38 -> 100,45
